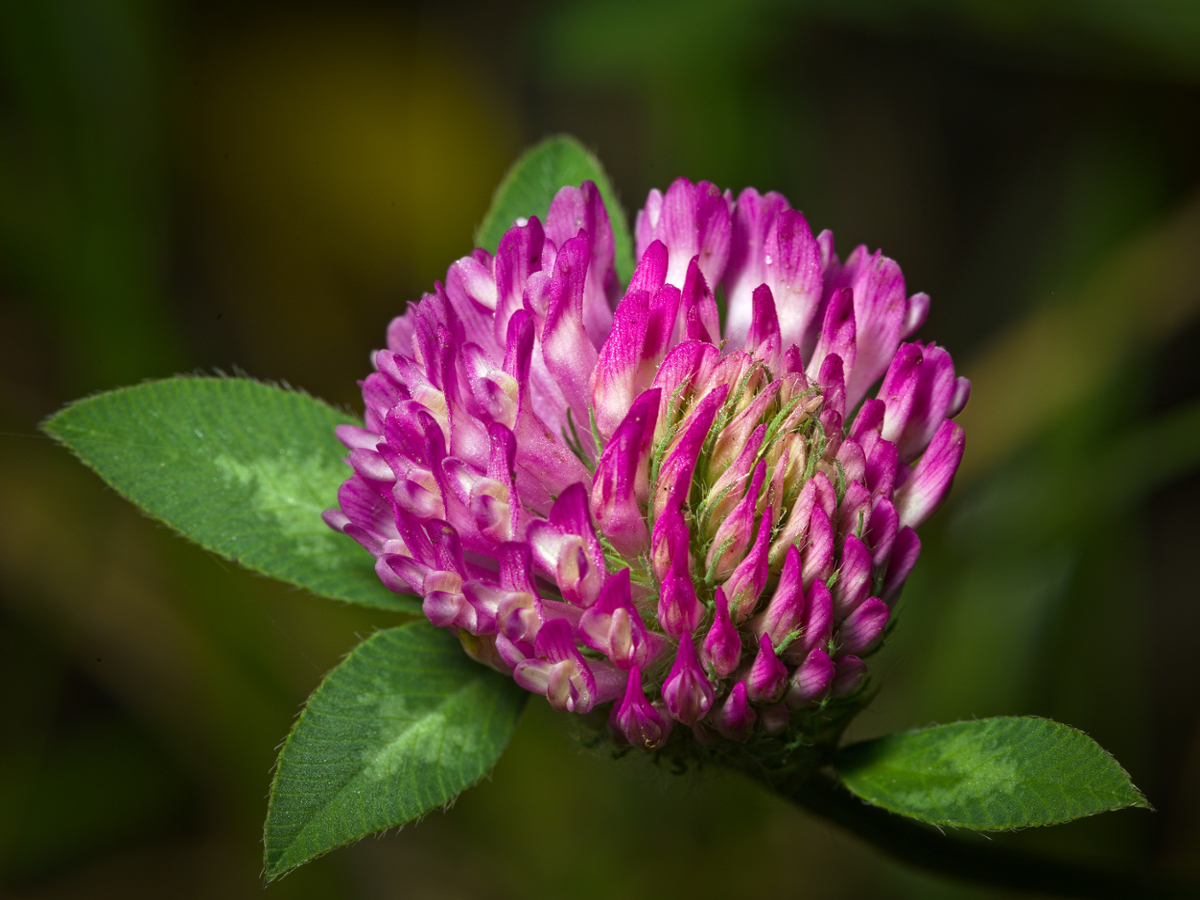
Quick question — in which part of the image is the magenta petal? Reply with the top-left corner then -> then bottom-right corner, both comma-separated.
334,422 -> 383,452
902,291 -> 930,338
634,189 -> 663,263
701,586 -> 743,678
460,580 -> 510,635
713,681 -> 756,742
485,423 -> 520,540
494,633 -> 530,671
750,543 -> 805,647
628,239 -> 669,300
807,287 -> 856,389
578,567 -> 629,653
526,520 -> 595,608
726,199 -> 822,356
785,648 -> 834,709
589,659 -> 631,705
882,527 -> 921,604
704,423 -> 766,527
591,288 -> 651,439
723,504 -> 773,622
802,504 -> 835,588
349,447 -> 395,485
948,376 -> 971,419
445,255 -> 502,354
866,496 -> 899,567
638,177 -> 733,290
895,420 -> 964,529
680,257 -> 721,344
878,342 -> 923,448
647,282 -> 683,362
746,284 -> 783,373
709,394 -> 774,479
334,475 -> 402,555
814,468 -> 839,521
502,307 -> 535,384
839,597 -> 890,655
461,343 -> 517,429
886,342 -> 958,464
707,461 -> 767,583
386,306 -> 418,356
511,657 -> 553,695
769,476 -> 816,568
662,632 -> 715,725
837,247 -> 908,410
848,397 -> 886,446
817,353 -> 847,421
544,181 -> 618,348
493,216 -> 546,346
764,209 -> 824,355
724,187 -> 790,345
521,654 -> 602,713
525,618 -> 599,713
580,568 -> 662,669
501,313 -> 591,507
746,633 -> 788,703
653,384 -> 729,521
865,436 -> 899,498
649,339 -> 720,434
658,529 -> 703,640
411,286 -> 461,392
539,232 -> 600,431
422,583 -> 472,631
649,503 -> 688,584
496,541 -> 535,593
832,655 -> 868,697
837,482 -> 873,545
425,519 -> 468,575
548,482 -> 608,589
819,407 -> 844,459
591,388 -> 660,558
495,587 -> 541,647
782,345 -> 804,376
835,438 -> 866,488
792,577 -> 833,662
611,665 -> 671,749
806,468 -> 835,518
832,535 -> 873,618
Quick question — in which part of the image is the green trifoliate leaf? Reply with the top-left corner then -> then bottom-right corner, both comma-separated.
476,134 -> 635,282
42,376 -> 416,612
835,717 -> 1150,830
263,622 -> 527,880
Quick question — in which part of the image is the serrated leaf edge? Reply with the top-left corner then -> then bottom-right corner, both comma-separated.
41,374 -> 420,614
833,715 -> 1152,831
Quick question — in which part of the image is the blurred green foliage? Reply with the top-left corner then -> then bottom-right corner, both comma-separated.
2,0 -> 1199,897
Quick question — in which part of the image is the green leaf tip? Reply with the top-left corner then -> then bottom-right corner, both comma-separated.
834,716 -> 1151,831
475,134 -> 635,282
262,622 -> 527,881
42,376 -> 420,613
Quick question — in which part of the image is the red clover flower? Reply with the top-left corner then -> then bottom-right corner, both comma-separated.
323,178 -> 968,749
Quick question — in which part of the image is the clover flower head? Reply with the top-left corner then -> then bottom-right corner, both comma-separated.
324,178 -> 968,749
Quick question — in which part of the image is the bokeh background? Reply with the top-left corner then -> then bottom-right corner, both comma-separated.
3,1 -> 1200,897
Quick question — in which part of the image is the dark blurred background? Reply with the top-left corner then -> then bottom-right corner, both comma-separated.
3,1 -> 1199,897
